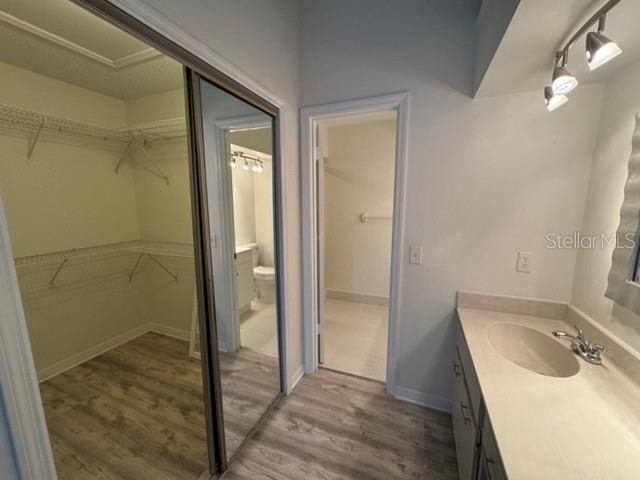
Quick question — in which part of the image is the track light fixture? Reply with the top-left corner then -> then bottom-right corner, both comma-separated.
551,51 -> 578,96
543,0 -> 621,112
586,15 -> 622,70
544,87 -> 569,112
235,151 -> 264,173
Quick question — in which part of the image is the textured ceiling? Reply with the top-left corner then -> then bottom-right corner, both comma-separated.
476,0 -> 640,97
0,0 -> 183,100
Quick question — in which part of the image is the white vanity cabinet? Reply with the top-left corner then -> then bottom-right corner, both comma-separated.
453,321 -> 507,480
235,248 -> 255,314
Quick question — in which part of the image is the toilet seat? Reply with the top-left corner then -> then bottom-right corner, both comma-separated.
253,265 -> 275,280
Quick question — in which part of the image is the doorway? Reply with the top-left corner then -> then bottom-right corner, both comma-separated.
317,112 -> 397,381
301,93 -> 409,393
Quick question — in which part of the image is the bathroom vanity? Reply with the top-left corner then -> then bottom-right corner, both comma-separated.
452,291 -> 640,480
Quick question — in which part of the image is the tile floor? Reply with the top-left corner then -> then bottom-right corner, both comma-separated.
239,301 -> 278,357
323,298 -> 388,381
239,298 -> 389,381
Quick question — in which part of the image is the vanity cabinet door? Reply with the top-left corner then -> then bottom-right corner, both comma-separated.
235,252 -> 254,313
452,355 -> 477,480
479,413 -> 507,480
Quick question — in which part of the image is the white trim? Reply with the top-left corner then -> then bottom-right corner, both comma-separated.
289,365 -> 305,394
215,114 -> 271,132
326,289 -> 389,306
112,48 -> 160,68
147,323 -> 190,341
109,0 -> 285,109
393,386 -> 452,413
0,195 -> 57,479
0,11 -> 161,69
37,324 -> 148,383
300,93 -> 410,399
37,323 -> 191,383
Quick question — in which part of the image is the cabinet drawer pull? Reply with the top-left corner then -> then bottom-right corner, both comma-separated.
460,401 -> 472,425
453,362 -> 462,377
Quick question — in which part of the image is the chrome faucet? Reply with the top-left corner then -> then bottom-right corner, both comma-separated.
552,325 -> 606,365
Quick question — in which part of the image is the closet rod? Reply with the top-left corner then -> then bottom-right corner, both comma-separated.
360,212 -> 392,223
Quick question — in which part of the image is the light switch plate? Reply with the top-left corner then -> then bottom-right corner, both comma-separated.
409,245 -> 422,265
516,251 -> 532,273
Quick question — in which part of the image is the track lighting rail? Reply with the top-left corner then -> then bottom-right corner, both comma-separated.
545,0 -> 622,111
557,0 -> 620,56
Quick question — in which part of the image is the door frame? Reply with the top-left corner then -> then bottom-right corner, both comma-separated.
300,93 -> 410,396
205,114 -> 273,356
0,1 -> 293,478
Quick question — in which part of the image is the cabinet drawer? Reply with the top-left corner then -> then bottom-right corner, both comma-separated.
452,355 -> 477,480
456,323 -> 482,422
480,411 -> 507,480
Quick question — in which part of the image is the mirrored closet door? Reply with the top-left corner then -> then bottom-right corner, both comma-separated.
186,71 -> 283,467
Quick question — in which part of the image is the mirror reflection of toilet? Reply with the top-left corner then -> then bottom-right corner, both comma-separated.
253,265 -> 276,304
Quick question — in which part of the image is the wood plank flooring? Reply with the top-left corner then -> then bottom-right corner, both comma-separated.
222,369 -> 458,480
40,332 -> 279,480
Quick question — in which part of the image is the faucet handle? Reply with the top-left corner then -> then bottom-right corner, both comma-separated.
589,342 -> 606,353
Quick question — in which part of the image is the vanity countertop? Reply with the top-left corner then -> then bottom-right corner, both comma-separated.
457,306 -> 640,479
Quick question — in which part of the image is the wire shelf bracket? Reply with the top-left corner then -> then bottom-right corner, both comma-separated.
27,118 -> 44,158
128,252 -> 178,283
48,258 -> 68,289
115,137 -> 170,186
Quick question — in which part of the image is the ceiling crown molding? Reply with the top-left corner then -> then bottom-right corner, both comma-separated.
0,10 -> 161,69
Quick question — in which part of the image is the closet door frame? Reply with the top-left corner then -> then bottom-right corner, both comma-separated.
0,1 -> 290,478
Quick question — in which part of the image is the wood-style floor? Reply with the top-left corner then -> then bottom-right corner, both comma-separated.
40,332 -> 279,480
222,369 -> 459,480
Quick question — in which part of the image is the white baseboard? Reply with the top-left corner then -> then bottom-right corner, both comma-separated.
37,324 -> 149,383
393,386 -> 452,413
288,364 -> 305,394
326,289 -> 389,306
38,323 -> 191,383
147,323 -> 190,341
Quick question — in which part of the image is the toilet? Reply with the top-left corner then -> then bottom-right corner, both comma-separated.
253,265 -> 276,304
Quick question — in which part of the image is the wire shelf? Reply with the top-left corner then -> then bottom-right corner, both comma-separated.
13,240 -> 194,267
0,103 -> 186,155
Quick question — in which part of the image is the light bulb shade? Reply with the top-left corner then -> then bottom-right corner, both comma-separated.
544,86 -> 568,112
229,158 -> 236,167
242,161 -> 250,170
586,31 -> 622,70
551,65 -> 578,95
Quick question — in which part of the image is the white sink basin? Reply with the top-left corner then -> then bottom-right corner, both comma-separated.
487,323 -> 580,377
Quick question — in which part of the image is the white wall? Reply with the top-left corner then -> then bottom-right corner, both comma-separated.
230,164 -> 257,247
571,60 -> 640,353
253,156 -> 274,267
323,119 -> 396,299
300,0 -> 603,407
